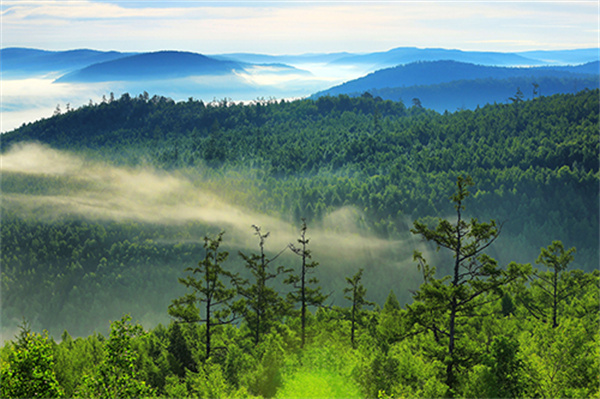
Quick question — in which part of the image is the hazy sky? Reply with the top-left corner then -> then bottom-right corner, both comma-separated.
1,0 -> 598,54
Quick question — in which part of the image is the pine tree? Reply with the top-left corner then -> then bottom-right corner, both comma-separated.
409,175 -> 529,395
166,322 -> 196,377
237,225 -> 288,345
535,241 -> 575,328
343,268 -> 374,348
168,232 -> 239,360
285,219 -> 328,347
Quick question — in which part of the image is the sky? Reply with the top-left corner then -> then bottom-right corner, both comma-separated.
1,0 -> 599,55
1,0 -> 598,132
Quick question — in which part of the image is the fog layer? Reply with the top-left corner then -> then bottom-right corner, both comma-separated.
3,142 -> 428,284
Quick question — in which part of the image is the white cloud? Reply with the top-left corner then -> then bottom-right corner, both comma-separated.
2,0 -> 184,19
1,78 -> 114,132
1,1 -> 597,53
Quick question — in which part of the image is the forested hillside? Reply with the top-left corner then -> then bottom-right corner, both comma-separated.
1,184 -> 598,399
1,89 -> 598,398
4,89 -> 598,263
337,75 -> 599,113
2,90 -> 598,334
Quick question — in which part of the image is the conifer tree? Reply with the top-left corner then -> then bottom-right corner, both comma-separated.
166,322 -> 196,377
409,175 -> 529,395
168,232 -> 239,360
515,240 -> 596,329
285,219 -> 328,347
535,240 -> 575,328
343,268 -> 374,348
238,225 -> 288,345
378,290 -> 403,344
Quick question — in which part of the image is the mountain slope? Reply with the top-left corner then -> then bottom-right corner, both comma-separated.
367,75 -> 599,112
317,60 -> 599,95
212,52 -> 354,65
2,90 -> 598,337
313,60 -> 600,111
517,48 -> 600,65
55,51 -> 247,82
1,47 -> 134,77
327,47 -> 545,69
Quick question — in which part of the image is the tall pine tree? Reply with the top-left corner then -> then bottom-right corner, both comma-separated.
409,176 -> 529,396
238,225 -> 288,345
168,232 -> 239,360
285,219 -> 327,347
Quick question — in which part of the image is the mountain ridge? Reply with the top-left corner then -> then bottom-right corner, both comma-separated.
1,47 -> 137,77
313,60 -> 600,111
54,51 -> 247,82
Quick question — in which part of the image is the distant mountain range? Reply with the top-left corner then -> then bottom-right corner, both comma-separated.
316,60 -> 599,94
1,48 -> 311,82
1,46 -> 598,131
1,48 -> 137,77
328,47 -> 540,69
215,47 -> 599,71
312,60 -> 600,112
4,46 -> 598,80
55,51 -> 246,82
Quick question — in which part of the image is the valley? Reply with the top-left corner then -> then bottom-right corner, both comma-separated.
1,39 -> 598,398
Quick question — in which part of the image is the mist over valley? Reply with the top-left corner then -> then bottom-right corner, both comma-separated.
2,1 -> 599,395
2,84 -> 598,341
2,46 -> 599,132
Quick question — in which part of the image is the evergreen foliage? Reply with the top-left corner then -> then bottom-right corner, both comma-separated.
237,226 -> 289,345
0,90 -> 598,398
343,268 -> 374,348
409,175 -> 530,395
285,220 -> 328,347
168,232 -> 239,360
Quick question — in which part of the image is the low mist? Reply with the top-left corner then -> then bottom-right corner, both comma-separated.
2,143 -> 434,338
3,143 -> 423,255
1,62 -> 363,133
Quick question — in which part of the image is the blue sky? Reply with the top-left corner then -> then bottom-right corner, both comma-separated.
1,1 -> 598,54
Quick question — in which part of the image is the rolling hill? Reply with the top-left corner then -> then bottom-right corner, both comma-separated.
55,51 -> 247,82
517,48 -> 600,65
313,60 -> 600,112
0,48 -> 136,77
327,47 -> 545,69
216,47 -> 600,71
1,89 -> 598,340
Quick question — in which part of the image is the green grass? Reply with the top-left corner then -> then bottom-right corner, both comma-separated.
277,369 -> 362,399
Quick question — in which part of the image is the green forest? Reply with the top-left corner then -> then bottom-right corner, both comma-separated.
1,89 -> 599,398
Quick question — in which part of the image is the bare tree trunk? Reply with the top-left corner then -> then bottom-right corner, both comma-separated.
301,251 -> 306,348
552,268 -> 558,328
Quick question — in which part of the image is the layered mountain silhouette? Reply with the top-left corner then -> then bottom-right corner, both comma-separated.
5,46 -> 598,80
1,48 -> 311,83
55,51 -> 247,82
327,47 -> 542,69
1,48 -> 136,77
216,47 -> 599,70
2,46 -> 598,126
312,60 -> 599,112
315,60 -> 599,95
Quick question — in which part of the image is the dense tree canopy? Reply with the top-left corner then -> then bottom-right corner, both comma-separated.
0,89 -> 598,398
1,88 -> 598,339
1,179 -> 597,398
